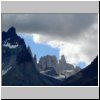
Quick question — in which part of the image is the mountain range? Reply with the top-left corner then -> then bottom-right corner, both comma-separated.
2,27 -> 61,86
2,27 -> 98,86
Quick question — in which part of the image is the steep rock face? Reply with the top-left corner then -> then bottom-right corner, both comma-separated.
38,55 -> 81,79
56,55 -> 75,75
38,55 -> 58,71
2,27 -> 26,71
57,55 -> 67,73
38,55 -> 58,77
62,56 -> 98,86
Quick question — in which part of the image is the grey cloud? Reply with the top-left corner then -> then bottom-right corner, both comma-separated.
2,14 -> 98,41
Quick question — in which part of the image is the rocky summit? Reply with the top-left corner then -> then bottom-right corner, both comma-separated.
38,55 -> 81,79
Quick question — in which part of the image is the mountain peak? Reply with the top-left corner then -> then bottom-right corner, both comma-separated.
9,26 -> 15,30
60,55 -> 66,64
7,26 -> 16,36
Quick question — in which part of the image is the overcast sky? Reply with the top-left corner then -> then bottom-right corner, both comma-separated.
2,14 -> 98,66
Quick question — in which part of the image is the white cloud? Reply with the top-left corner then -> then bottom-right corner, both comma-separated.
33,34 -> 41,44
32,31 -> 98,66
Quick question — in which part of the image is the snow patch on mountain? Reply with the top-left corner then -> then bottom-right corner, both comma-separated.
2,66 -> 12,76
3,42 -> 18,48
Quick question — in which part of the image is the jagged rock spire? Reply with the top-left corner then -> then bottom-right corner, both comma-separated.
33,54 -> 37,64
60,55 -> 66,64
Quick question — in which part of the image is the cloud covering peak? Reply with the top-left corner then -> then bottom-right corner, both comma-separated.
2,14 -> 98,66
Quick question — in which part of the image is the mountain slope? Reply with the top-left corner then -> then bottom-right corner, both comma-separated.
2,27 -> 26,71
2,48 -> 61,86
62,56 -> 98,86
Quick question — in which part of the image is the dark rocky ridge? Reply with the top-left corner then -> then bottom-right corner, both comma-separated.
2,27 -> 25,47
62,56 -> 98,86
